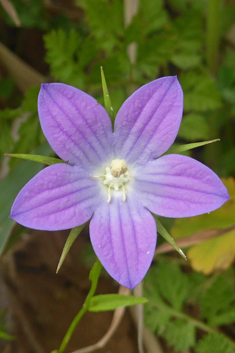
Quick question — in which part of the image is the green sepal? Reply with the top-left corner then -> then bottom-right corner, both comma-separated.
88,294 -> 148,312
5,153 -> 65,166
56,224 -> 86,273
154,216 -> 187,260
101,66 -> 115,125
166,139 -> 220,155
87,259 -> 103,301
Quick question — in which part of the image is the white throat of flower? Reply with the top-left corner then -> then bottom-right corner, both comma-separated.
91,159 -> 133,203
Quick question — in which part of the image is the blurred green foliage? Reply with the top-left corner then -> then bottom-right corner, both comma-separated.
1,0 -> 235,351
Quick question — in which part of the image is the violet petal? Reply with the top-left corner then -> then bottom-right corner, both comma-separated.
113,76 -> 183,165
38,83 -> 113,170
90,195 -> 157,289
134,154 -> 230,218
10,163 -> 101,230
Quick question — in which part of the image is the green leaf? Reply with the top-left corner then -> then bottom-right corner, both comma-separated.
200,274 -> 235,326
164,319 -> 196,352
100,67 -> 114,124
178,114 -> 209,141
87,259 -> 102,301
138,0 -> 168,35
89,294 -> 147,312
56,224 -> 86,273
0,142 -> 52,254
154,262 -> 189,311
81,0 -> 124,53
6,153 -> 64,166
196,333 -> 235,353
0,330 -> 15,341
171,53 -> 201,69
0,121 -> 14,155
154,216 -> 187,260
0,78 -> 14,98
145,304 -> 171,334
167,139 -> 219,155
44,29 -> 98,88
180,71 -> 222,112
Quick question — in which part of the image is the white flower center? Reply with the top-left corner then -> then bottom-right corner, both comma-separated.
91,159 -> 133,203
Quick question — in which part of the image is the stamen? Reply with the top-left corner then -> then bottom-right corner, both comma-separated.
125,171 -> 134,180
90,174 -> 104,178
122,185 -> 126,202
107,187 -> 111,203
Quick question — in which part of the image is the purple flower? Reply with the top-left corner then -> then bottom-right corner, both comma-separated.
10,77 -> 229,289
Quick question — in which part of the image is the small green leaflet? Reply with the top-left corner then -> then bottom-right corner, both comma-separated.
56,224 -> 86,273
196,333 -> 235,353
164,319 -> 196,352
6,153 -> 64,166
89,294 -> 148,312
101,66 -> 115,125
154,216 -> 187,260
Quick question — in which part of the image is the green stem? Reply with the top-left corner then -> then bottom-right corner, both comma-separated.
206,0 -> 223,76
55,260 -> 102,353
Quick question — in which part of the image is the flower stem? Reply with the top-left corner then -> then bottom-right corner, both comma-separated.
54,260 -> 102,353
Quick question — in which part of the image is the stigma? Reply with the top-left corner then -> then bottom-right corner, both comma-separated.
91,159 -> 133,203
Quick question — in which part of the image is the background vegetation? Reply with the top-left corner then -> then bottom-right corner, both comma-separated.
0,0 -> 235,352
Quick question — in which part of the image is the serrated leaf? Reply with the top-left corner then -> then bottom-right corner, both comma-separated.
199,274 -> 235,326
154,216 -> 186,260
144,306 -> 171,334
155,262 -> 189,311
6,153 -> 64,166
211,309 -> 235,327
196,333 -> 235,353
171,53 -> 201,69
89,294 -> 147,312
180,71 -> 222,112
82,0 -> 123,53
56,224 -> 86,273
44,29 -> 89,87
138,0 -> 168,34
144,262 -> 189,312
164,319 -> 196,352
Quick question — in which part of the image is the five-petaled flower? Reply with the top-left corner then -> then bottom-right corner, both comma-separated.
10,76 -> 229,289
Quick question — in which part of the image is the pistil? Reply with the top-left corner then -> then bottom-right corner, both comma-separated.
91,159 -> 133,203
